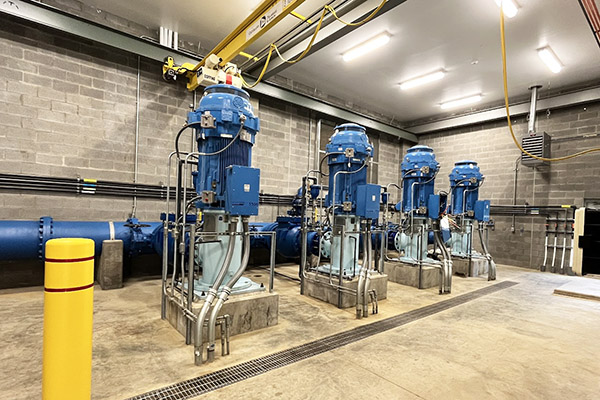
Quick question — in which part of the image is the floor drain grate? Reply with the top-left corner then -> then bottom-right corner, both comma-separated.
127,280 -> 518,400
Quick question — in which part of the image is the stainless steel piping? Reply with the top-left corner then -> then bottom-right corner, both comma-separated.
362,225 -> 373,318
528,85 -> 542,134
131,55 -> 141,218
207,218 -> 250,362
511,156 -> 520,233
434,230 -> 452,294
161,151 -> 178,319
337,224 -> 345,308
186,219 -> 196,344
478,222 -> 496,281
356,224 -> 368,319
193,219 -> 237,366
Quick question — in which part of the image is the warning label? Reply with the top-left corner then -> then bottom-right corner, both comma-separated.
246,0 -> 296,41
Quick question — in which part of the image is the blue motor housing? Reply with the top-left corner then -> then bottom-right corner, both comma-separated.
449,160 -> 484,216
188,84 -> 260,213
325,123 -> 374,215
401,145 -> 439,213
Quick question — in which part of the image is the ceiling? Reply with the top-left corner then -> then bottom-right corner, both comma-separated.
278,0 -> 600,123
80,0 -> 600,125
81,0 -> 334,55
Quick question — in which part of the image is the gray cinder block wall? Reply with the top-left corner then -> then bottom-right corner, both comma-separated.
0,16 -> 408,225
0,15 -> 192,221
420,102 -> 600,268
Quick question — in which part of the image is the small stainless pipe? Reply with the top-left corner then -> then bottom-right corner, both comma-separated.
434,231 -> 452,293
432,233 -> 445,294
528,85 -> 542,134
193,220 -> 237,366
161,151 -> 177,318
478,222 -> 496,281
185,219 -> 196,344
207,219 -> 250,362
337,224 -> 345,308
417,224 -> 423,290
299,176 -> 308,295
315,119 -> 322,171
379,229 -> 385,273
362,225 -> 373,318
131,55 -> 141,218
269,231 -> 276,293
356,223 -> 368,319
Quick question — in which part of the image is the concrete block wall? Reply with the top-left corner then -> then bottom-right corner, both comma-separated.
420,103 -> 600,268
0,15 -> 193,222
0,16 -> 409,225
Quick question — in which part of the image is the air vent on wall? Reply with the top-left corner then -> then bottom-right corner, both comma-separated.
521,132 -> 551,166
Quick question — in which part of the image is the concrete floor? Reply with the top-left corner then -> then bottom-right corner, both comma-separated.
1,265 -> 600,399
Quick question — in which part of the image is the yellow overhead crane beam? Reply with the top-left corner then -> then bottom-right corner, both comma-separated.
163,0 -> 305,91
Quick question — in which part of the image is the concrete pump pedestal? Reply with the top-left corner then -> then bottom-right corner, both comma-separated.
304,271 -> 388,308
453,256 -> 488,277
166,290 -> 279,340
385,261 -> 440,289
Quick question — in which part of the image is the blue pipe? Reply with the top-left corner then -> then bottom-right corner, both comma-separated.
250,216 -> 319,259
0,217 -> 162,261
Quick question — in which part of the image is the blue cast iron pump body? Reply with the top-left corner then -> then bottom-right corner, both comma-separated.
448,160 -> 490,258
188,84 -> 262,295
250,188 -> 320,260
320,123 -> 381,277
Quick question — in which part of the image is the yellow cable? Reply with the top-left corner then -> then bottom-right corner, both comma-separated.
239,44 -> 276,88
499,4 -> 600,161
324,0 -> 387,27
273,8 -> 328,64
240,1 -> 387,88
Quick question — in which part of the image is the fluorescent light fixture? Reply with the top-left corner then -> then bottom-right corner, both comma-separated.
342,32 -> 391,62
400,70 -> 446,90
495,0 -> 519,18
537,46 -> 563,73
440,94 -> 482,110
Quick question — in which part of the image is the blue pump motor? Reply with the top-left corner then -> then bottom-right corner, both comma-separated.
400,145 -> 440,213
325,124 -> 377,216
188,84 -> 260,215
448,160 -> 483,216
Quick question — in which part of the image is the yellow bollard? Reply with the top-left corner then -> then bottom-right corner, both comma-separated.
42,238 -> 94,400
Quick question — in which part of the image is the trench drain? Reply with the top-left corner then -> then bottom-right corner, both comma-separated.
127,280 -> 518,400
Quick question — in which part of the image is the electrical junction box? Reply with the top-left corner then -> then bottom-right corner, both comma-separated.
356,184 -> 381,219
475,200 -> 491,222
427,193 -> 447,220
224,165 -> 260,216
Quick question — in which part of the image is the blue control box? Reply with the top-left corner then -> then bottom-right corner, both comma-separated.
225,165 -> 260,216
356,184 -> 381,219
428,193 -> 447,220
474,200 -> 490,222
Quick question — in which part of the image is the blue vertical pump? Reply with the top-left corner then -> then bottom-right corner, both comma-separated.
321,123 -> 381,277
448,160 -> 489,258
397,145 -> 441,263
400,145 -> 439,214
187,84 -> 261,294
449,160 -> 484,217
